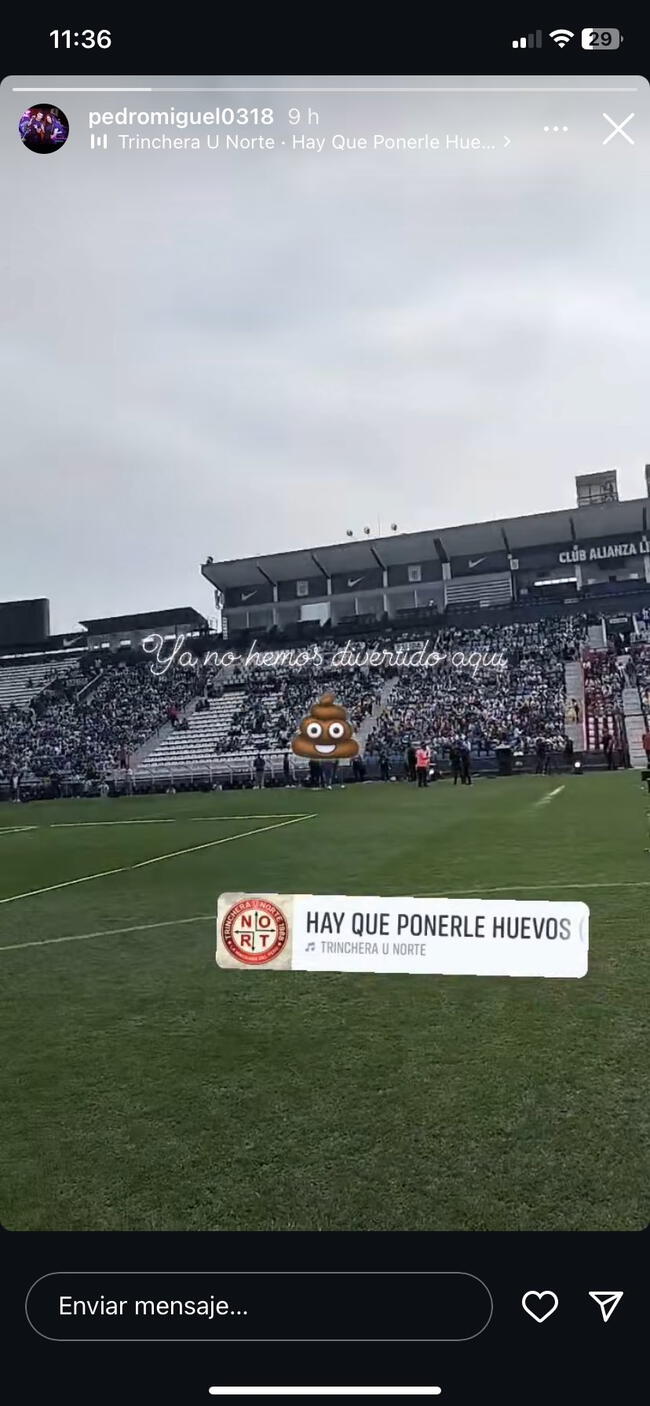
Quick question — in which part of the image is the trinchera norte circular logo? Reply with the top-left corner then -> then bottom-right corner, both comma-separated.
221,897 -> 289,965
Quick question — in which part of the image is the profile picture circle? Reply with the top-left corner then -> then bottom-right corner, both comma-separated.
19,103 -> 69,154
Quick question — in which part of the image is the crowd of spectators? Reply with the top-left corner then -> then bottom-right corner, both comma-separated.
582,648 -> 625,703
0,659 -> 199,782
214,666 -> 384,756
581,649 -> 626,751
630,644 -> 650,719
1,612 -> 647,788
364,616 -> 587,761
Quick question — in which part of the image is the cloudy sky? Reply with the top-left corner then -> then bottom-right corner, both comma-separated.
2,75 -> 649,631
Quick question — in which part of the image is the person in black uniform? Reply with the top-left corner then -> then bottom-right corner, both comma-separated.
459,737 -> 472,785
449,741 -> 461,785
535,736 -> 547,774
602,729 -> 617,770
406,743 -> 416,783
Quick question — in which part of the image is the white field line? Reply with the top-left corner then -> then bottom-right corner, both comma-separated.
2,876 -> 649,956
0,913 -> 214,953
0,813 -> 312,831
0,814 -> 315,909
416,877 -> 650,895
532,785 -> 565,808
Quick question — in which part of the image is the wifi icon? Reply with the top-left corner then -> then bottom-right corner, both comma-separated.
549,28 -> 574,47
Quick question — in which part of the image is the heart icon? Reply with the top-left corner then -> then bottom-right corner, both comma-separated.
522,1290 -> 559,1323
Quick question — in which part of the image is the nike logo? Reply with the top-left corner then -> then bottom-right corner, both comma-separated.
241,591 -> 257,602
62,635 -> 83,648
347,576 -> 364,588
468,557 -> 486,569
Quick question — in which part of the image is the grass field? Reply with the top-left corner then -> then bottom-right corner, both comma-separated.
0,772 -> 648,1232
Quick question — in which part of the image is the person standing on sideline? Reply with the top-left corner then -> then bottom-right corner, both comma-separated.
352,754 -> 364,783
449,740 -> 461,785
601,727 -> 612,769
603,730 -> 616,770
282,751 -> 292,786
459,736 -> 472,785
322,759 -> 337,789
535,736 -> 547,774
642,725 -> 650,768
379,749 -> 390,781
253,752 -> 266,789
415,744 -> 430,788
406,743 -> 417,783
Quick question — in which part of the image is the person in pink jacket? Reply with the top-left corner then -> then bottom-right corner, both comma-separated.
415,744 -> 430,788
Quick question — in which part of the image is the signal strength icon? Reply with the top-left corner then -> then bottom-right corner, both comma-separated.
549,28 -> 574,48
512,30 -> 542,48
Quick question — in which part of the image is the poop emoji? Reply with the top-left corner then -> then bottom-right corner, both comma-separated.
291,692 -> 359,760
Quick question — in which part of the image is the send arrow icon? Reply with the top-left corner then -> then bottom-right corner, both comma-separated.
588,1291 -> 624,1322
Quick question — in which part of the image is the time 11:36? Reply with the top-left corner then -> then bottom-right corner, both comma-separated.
50,29 -> 112,48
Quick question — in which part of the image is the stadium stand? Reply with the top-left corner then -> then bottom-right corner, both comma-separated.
0,658 -> 199,788
3,488 -> 650,796
582,649 -> 626,754
364,617 -> 584,763
139,665 -> 387,785
135,687 -> 246,779
4,611 -> 650,796
0,655 -> 80,709
120,618 -> 591,784
635,646 -> 650,720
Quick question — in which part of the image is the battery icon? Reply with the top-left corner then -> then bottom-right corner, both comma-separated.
581,28 -> 622,49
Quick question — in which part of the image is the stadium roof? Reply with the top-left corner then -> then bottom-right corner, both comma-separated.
203,497 -> 650,588
79,607 -> 207,633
